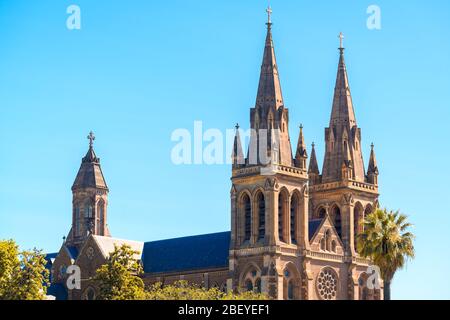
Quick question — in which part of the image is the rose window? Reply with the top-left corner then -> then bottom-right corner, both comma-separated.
317,268 -> 338,300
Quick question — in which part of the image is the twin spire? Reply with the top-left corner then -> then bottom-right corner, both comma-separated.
233,8 -> 379,186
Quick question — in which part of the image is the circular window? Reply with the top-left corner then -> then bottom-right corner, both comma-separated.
316,268 -> 338,300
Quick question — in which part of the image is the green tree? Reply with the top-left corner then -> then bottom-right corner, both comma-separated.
94,244 -> 146,300
0,240 -> 49,300
357,208 -> 415,300
146,281 -> 267,300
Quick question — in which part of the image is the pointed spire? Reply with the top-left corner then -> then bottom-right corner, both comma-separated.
255,6 -> 284,110
295,124 -> 308,168
322,34 -> 366,183
308,142 -> 320,175
367,143 -> 378,175
232,124 -> 244,168
329,32 -> 356,128
72,132 -> 108,191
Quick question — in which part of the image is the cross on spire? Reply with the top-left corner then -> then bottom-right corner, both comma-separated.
87,131 -> 95,147
266,5 -> 272,25
339,32 -> 344,50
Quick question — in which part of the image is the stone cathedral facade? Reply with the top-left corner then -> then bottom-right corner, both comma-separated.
46,12 -> 382,300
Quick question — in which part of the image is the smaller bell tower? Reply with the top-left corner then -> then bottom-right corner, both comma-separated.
65,132 -> 110,249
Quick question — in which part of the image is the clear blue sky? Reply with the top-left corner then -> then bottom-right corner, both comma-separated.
0,0 -> 449,299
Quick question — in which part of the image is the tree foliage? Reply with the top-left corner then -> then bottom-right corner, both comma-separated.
357,208 -> 415,300
0,240 -> 49,300
146,281 -> 267,300
94,244 -> 146,300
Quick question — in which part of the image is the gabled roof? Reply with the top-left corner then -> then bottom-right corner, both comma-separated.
91,235 -> 144,260
142,232 -> 230,274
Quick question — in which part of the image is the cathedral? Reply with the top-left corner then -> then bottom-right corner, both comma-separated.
46,9 -> 382,300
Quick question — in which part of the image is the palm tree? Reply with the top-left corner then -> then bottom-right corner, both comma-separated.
357,208 -> 415,300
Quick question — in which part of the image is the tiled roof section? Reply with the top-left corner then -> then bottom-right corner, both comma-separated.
309,219 -> 323,241
142,232 -> 230,274
72,146 -> 108,191
47,283 -> 68,300
92,235 -> 144,260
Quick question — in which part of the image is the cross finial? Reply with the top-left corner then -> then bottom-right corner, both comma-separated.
371,142 -> 375,150
235,123 -> 240,130
312,142 -> 315,148
87,131 -> 95,147
266,5 -> 272,25
339,32 -> 344,50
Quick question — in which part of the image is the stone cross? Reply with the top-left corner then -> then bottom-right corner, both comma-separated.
87,131 -> 95,147
266,6 -> 272,24
339,32 -> 344,49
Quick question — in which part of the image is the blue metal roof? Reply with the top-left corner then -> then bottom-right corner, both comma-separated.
47,283 -> 68,300
309,219 -> 323,240
142,231 -> 230,274
66,246 -> 79,260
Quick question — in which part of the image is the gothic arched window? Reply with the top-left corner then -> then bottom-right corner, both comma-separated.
97,200 -> 105,236
331,206 -> 342,238
278,192 -> 287,242
257,193 -> 265,240
290,194 -> 298,244
84,201 -> 93,219
243,194 -> 251,242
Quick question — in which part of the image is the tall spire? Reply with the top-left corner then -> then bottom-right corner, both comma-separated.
255,6 -> 284,110
232,124 -> 244,168
321,34 -> 366,182
329,32 -> 356,127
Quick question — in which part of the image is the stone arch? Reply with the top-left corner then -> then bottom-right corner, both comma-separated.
358,272 -> 381,300
82,286 -> 96,300
314,206 -> 327,220
239,262 -> 262,293
365,203 -> 374,216
278,188 -> 290,242
238,190 -> 252,243
283,262 -> 301,300
330,204 -> 342,238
